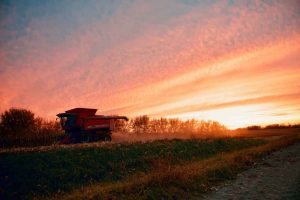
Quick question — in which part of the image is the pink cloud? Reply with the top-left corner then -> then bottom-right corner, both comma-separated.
0,0 -> 299,127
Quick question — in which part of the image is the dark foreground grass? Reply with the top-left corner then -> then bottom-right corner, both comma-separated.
55,134 -> 299,200
285,175 -> 300,200
0,133 -> 64,148
0,138 -> 264,199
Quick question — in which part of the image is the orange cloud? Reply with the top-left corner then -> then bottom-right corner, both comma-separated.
0,0 -> 299,128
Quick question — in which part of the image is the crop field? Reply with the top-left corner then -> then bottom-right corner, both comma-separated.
230,127 -> 300,138
0,129 -> 299,200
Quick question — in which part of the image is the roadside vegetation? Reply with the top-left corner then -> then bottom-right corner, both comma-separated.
0,137 -> 266,199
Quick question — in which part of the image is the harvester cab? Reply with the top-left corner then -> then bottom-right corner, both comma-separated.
57,113 -> 77,131
56,108 -> 128,144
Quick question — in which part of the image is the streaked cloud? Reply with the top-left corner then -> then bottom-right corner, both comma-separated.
0,0 -> 299,128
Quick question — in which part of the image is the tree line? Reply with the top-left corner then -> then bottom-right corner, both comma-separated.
115,115 -> 227,135
246,124 -> 300,130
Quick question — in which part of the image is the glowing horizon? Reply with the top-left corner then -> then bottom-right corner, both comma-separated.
1,0 -> 300,128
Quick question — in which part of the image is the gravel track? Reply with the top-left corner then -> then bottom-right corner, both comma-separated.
203,142 -> 300,200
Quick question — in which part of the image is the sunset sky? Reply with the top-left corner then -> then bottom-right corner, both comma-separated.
1,0 -> 300,128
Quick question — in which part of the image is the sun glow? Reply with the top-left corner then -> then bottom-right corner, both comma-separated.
1,1 -> 300,128
165,104 -> 300,129
114,38 -> 300,129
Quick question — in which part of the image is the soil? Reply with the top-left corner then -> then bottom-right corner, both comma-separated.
203,142 -> 300,200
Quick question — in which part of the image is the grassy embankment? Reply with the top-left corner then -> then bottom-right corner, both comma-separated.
0,130 -> 299,199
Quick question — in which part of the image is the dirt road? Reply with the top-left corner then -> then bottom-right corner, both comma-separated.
203,142 -> 300,200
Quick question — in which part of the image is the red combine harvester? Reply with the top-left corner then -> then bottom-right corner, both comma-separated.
56,108 -> 128,144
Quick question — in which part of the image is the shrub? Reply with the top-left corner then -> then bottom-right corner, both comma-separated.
0,108 -> 63,148
0,108 -> 35,136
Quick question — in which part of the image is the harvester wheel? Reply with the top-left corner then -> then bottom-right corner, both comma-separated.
104,135 -> 112,142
